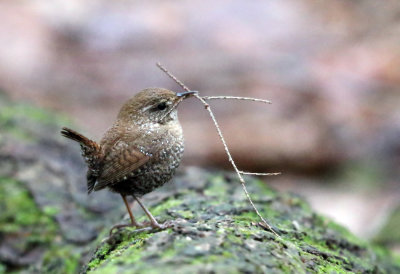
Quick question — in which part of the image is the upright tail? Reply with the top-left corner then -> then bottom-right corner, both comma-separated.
61,127 -> 102,193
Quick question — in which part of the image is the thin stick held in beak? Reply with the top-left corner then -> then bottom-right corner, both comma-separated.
156,62 -> 280,237
240,171 -> 281,176
203,96 -> 272,104
157,62 -> 191,92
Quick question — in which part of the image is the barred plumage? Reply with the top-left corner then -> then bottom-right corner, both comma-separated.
61,88 -> 196,231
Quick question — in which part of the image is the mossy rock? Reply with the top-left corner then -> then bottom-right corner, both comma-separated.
84,170 -> 400,273
374,203 -> 400,249
0,91 -> 399,273
0,92 -> 123,273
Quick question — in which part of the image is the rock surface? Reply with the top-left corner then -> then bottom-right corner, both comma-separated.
84,169 -> 400,273
0,92 -> 124,273
0,92 -> 399,273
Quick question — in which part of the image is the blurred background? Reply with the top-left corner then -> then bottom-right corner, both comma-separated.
0,0 -> 399,252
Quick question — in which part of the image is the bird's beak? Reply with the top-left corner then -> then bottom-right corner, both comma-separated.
176,90 -> 198,98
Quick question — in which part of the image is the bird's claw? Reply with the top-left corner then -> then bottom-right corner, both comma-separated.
108,220 -> 173,237
109,222 -> 144,236
151,220 -> 174,230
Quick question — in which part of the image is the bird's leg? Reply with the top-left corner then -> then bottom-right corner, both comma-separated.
109,194 -> 142,235
133,194 -> 172,229
122,194 -> 141,227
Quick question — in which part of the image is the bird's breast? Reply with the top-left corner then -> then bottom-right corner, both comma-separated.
114,121 -> 184,195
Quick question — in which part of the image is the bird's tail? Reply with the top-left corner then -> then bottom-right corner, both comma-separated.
61,127 -> 102,193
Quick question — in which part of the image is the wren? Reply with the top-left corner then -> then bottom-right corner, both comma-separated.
61,88 -> 196,232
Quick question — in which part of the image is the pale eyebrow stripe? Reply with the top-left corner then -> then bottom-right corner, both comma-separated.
141,100 -> 171,112
142,104 -> 154,112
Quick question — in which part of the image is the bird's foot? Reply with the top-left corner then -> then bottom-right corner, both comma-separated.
109,222 -> 144,236
108,220 -> 174,237
137,219 -> 174,230
150,220 -> 174,230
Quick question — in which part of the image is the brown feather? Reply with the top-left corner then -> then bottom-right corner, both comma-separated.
95,144 -> 150,190
61,127 -> 103,193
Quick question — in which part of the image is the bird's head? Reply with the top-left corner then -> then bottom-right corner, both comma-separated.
118,88 -> 196,125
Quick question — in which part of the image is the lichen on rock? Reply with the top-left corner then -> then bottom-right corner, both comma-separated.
84,170 -> 400,273
0,91 -> 399,273
0,91 -> 123,273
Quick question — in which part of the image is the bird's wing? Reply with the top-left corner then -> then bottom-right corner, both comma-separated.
94,138 -> 151,191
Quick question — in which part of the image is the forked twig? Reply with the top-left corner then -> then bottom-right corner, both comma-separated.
203,96 -> 272,104
157,63 -> 191,92
156,62 -> 280,237
240,171 -> 281,176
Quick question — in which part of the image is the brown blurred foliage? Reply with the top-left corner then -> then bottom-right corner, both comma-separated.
0,0 -> 399,240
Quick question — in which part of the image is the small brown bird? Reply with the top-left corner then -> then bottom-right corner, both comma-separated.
61,88 -> 196,232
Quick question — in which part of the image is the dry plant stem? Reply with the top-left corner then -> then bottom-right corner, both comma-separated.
203,96 -> 272,104
157,63 -> 191,92
156,62 -> 280,237
240,171 -> 281,176
194,94 -> 279,237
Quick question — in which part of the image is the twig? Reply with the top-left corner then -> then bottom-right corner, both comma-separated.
156,62 -> 280,237
194,95 -> 279,237
157,62 -> 191,92
203,96 -> 272,104
239,171 -> 281,176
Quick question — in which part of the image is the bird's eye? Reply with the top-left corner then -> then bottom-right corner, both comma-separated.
157,102 -> 167,111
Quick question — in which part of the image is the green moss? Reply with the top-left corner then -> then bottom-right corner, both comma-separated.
252,177 -> 276,196
150,198 -> 183,216
178,210 -> 194,219
41,246 -> 80,274
372,245 -> 400,269
91,264 -> 119,274
233,211 -> 258,223
161,247 -> 177,259
374,204 -> 400,245
0,104 -> 70,126
87,231 -> 154,272
86,243 -> 112,271
0,177 -> 61,273
97,239 -> 146,268
0,122 -> 33,141
82,173 -> 400,273
222,250 -> 233,258
118,238 -> 150,262
326,219 -> 367,248
191,254 -> 223,264
226,233 -> 243,244
42,205 -> 60,216
204,175 -> 230,196
395,254 -> 400,266
316,263 -> 347,273
0,177 -> 57,242
232,205 -> 279,229
0,102 -> 71,141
